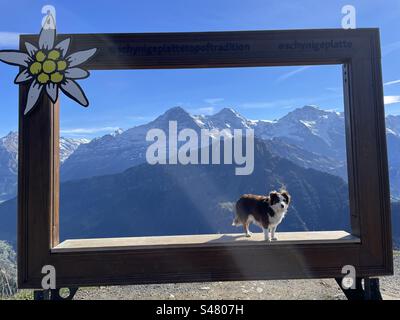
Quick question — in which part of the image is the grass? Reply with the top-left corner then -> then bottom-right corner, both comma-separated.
0,287 -> 100,300
1,289 -> 33,300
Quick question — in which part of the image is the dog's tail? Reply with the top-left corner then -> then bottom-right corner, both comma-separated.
218,202 -> 241,226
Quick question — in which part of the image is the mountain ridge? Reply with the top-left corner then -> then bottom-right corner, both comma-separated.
60,105 -> 349,182
0,132 -> 89,202
2,105 -> 400,200
0,138 -> 351,243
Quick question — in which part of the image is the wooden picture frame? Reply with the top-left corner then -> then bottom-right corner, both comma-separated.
18,29 -> 393,289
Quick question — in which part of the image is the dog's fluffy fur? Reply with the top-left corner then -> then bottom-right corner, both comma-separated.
232,189 -> 291,241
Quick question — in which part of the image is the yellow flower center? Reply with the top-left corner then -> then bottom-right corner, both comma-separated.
35,50 -> 46,62
29,49 -> 68,85
43,60 -> 56,74
47,50 -> 61,60
57,60 -> 67,71
29,62 -> 42,75
50,72 -> 64,83
37,73 -> 50,84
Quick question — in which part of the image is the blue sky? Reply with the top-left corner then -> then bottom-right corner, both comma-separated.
0,0 -> 399,138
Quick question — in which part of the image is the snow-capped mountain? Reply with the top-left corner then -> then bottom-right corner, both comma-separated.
0,132 -> 18,203
4,106 -> 400,199
252,105 -> 347,179
61,106 -> 205,181
0,138 -> 351,245
0,132 -> 88,202
61,105 -> 347,182
386,115 -> 400,136
254,105 -> 346,159
385,115 -> 400,199
60,137 -> 90,163
0,132 -> 18,172
195,107 -> 253,130
207,106 -> 346,163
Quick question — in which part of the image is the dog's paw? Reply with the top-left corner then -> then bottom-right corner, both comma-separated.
271,237 -> 278,241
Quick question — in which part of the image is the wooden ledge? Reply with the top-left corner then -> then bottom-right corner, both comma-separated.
51,231 -> 360,253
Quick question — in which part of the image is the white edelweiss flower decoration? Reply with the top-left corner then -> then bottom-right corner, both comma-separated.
0,14 -> 97,115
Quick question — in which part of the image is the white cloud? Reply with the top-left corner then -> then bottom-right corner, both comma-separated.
384,79 -> 400,86
240,98 -> 298,109
384,96 -> 400,105
204,98 -> 224,105
240,92 -> 344,111
382,41 -> 400,57
61,126 -> 121,135
0,32 -> 20,48
276,66 -> 311,83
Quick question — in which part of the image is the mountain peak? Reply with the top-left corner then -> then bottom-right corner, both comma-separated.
6,131 -> 18,137
297,105 -> 343,116
163,106 -> 189,117
1,131 -> 18,140
293,105 -> 325,115
149,106 -> 198,129
387,114 -> 400,120
111,128 -> 124,137
0,131 -> 18,152
153,106 -> 194,123
283,105 -> 343,122
301,105 -> 321,111
203,107 -> 251,129
386,114 -> 400,136
212,107 -> 247,121
215,107 -> 238,116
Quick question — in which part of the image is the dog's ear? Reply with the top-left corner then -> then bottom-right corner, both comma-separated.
269,191 -> 279,205
281,190 -> 291,204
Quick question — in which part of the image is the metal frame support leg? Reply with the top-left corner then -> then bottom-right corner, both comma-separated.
33,288 -> 78,300
335,277 -> 382,300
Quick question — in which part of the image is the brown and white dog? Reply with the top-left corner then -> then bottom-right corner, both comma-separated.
232,189 -> 291,241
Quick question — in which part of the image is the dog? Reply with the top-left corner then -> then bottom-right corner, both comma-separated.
232,189 -> 291,241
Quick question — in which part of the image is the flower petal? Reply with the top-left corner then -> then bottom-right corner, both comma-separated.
46,83 -> 58,103
25,42 -> 38,57
65,68 -> 89,79
55,38 -> 71,58
25,81 -> 43,115
60,79 -> 89,107
66,48 -> 97,68
0,51 -> 31,67
14,69 -> 32,84
39,14 -> 56,50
